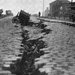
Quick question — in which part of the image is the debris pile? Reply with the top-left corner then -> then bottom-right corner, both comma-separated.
10,10 -> 52,75
10,26 -> 48,75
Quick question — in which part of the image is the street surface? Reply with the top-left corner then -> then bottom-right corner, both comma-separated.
0,16 -> 75,75
0,16 -> 22,75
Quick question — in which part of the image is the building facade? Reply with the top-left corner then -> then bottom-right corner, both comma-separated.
49,0 -> 70,19
43,7 -> 50,17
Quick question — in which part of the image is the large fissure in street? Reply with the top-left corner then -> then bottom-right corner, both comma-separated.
0,11 -> 75,75
10,11 -> 52,75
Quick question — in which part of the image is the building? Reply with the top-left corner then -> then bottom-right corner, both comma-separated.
44,7 -> 50,17
49,0 -> 70,19
6,10 -> 13,16
69,2 -> 75,21
42,7 -> 50,17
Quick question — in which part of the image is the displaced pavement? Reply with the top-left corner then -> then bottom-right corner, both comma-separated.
29,16 -> 75,75
0,16 -> 75,75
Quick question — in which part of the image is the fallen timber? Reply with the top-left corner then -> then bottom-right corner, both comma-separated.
37,17 -> 75,27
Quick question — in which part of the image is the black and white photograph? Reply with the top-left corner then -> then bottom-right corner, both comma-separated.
0,0 -> 75,75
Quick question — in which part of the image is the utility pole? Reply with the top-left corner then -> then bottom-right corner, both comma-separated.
71,0 -> 73,2
42,0 -> 44,16
43,0 -> 44,12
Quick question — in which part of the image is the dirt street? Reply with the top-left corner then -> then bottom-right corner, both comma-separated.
0,16 -> 75,75
34,22 -> 75,75
0,16 -> 22,75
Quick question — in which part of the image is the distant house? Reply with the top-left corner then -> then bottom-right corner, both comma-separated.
6,10 -> 13,16
49,0 -> 70,19
44,7 -> 50,17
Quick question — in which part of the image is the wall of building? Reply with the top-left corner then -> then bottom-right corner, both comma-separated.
49,0 -> 70,19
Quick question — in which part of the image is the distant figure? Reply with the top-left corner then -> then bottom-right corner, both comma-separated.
38,12 -> 41,17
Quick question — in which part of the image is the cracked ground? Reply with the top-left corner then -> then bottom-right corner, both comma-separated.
0,16 -> 75,75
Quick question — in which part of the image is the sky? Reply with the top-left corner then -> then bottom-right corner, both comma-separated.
0,0 -> 74,15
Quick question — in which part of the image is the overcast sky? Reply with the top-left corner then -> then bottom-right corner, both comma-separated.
0,0 -> 74,15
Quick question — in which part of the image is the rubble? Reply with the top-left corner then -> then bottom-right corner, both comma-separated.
1,10 -> 75,75
10,12 -> 51,75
